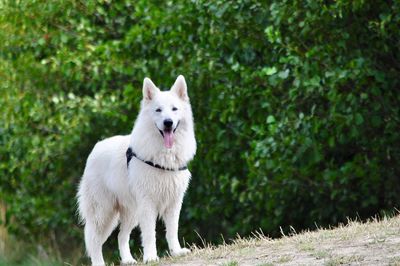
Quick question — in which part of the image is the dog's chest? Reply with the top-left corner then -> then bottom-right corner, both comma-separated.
128,162 -> 190,206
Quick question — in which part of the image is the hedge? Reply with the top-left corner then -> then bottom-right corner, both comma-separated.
0,0 -> 399,261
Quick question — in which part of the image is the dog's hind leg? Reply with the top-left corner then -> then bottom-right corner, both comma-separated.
118,207 -> 138,264
84,209 -> 119,266
84,222 -> 105,266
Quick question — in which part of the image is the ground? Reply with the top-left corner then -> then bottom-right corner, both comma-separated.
4,215 -> 398,265
139,214 -> 400,266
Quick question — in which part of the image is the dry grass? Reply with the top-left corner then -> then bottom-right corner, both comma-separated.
142,214 -> 400,266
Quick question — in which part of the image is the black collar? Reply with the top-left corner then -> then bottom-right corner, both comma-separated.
126,147 -> 188,171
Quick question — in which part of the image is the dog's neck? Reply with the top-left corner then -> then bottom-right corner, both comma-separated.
126,147 -> 188,171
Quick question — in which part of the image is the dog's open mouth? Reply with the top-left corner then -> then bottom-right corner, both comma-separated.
159,129 -> 174,149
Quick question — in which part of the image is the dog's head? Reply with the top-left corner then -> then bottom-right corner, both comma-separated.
142,75 -> 190,149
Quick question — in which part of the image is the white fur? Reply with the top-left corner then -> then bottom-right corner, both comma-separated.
77,75 -> 196,265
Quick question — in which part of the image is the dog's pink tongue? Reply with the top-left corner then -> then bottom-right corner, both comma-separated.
163,131 -> 174,149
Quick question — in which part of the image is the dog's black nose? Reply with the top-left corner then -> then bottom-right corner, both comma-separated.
164,119 -> 173,128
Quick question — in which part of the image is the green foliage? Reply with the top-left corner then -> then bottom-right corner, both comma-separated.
1,0 -> 399,262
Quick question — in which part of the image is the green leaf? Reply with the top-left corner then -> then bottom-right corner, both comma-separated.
262,66 -> 277,76
278,69 -> 290,79
355,113 -> 364,125
267,115 -> 276,124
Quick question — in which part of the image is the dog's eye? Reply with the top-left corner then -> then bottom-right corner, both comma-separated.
156,108 -> 162,112
172,107 -> 178,111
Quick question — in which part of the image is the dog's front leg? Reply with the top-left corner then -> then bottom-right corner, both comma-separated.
163,202 -> 190,257
139,205 -> 159,262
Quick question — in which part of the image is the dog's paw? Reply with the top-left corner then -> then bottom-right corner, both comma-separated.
121,258 -> 137,265
143,254 -> 159,263
171,247 -> 191,257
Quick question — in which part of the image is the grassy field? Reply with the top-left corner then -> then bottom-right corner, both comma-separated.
1,214 -> 400,265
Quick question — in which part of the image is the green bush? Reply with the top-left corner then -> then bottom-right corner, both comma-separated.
0,0 -> 399,261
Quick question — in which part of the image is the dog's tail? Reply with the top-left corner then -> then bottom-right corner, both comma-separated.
76,179 -> 87,226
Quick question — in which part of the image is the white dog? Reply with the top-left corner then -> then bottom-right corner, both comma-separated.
77,75 -> 196,265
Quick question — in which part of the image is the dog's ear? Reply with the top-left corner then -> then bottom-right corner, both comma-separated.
143,77 -> 159,101
171,75 -> 188,101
